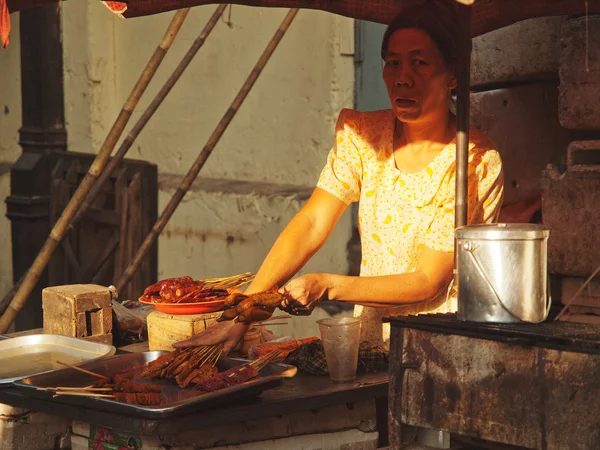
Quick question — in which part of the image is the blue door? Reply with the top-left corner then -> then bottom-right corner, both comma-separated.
355,21 -> 389,112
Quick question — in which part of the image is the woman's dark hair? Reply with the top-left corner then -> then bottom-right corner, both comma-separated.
381,0 -> 463,72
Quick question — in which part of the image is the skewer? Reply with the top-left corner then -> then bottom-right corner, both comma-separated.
205,345 -> 223,366
203,272 -> 254,287
264,315 -> 292,321
38,386 -> 113,392
53,392 -> 115,398
254,322 -> 287,327
210,347 -> 223,367
56,361 -> 108,380
249,350 -> 282,371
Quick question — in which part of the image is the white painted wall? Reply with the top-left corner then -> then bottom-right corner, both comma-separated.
0,14 -> 21,300
61,1 -> 355,338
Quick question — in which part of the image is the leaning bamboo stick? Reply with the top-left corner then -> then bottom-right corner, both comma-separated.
69,5 -> 227,254
0,280 -> 20,317
0,5 -> 227,316
115,8 -> 300,294
56,361 -> 108,380
0,10 -> 190,333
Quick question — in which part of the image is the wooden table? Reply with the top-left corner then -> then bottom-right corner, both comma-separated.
0,371 -> 388,436
0,337 -> 389,448
1,332 -> 389,448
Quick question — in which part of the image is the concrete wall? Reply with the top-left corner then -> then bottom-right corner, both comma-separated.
61,1 -> 355,339
471,17 -> 570,206
0,14 -> 20,301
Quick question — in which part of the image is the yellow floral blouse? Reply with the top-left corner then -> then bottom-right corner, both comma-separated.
316,109 -> 504,348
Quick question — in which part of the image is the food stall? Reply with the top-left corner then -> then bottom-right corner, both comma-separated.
2,0 -> 600,449
0,338 -> 387,449
0,282 -> 388,449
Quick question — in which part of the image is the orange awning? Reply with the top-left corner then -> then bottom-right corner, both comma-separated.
3,0 -> 599,48
101,0 -> 599,37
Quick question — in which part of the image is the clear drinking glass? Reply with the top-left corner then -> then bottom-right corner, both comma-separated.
317,317 -> 361,382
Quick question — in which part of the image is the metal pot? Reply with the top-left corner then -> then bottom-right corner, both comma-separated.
455,223 -> 551,323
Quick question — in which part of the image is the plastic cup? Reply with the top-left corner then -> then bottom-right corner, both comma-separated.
317,317 -> 361,382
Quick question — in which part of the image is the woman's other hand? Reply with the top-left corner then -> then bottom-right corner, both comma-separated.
280,273 -> 330,316
172,320 -> 249,355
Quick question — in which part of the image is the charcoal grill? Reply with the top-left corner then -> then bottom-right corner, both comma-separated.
386,313 -> 600,449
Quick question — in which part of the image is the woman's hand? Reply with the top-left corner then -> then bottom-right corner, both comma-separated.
172,320 -> 249,355
280,273 -> 330,316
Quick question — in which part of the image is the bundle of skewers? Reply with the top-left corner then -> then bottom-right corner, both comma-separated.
39,362 -> 162,405
141,345 -> 223,388
195,349 -> 282,392
139,273 -> 254,304
38,348 -> 283,406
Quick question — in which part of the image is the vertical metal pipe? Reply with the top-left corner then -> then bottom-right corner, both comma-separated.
454,4 -> 472,288
454,4 -> 472,230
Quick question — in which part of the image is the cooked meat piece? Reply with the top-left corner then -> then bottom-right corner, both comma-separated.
196,364 -> 259,392
162,350 -> 194,378
159,281 -> 199,302
113,392 -> 161,405
143,277 -> 194,296
142,349 -> 182,378
113,380 -> 161,393
91,378 -> 112,388
177,364 -> 218,388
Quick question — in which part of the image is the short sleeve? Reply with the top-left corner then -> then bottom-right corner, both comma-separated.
425,147 -> 504,252
316,109 -> 362,205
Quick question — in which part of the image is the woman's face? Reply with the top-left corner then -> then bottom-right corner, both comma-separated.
383,28 -> 456,124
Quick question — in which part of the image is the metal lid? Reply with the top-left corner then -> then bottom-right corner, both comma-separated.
455,223 -> 550,240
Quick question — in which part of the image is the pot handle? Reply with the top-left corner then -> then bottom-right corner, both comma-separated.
463,241 -> 551,324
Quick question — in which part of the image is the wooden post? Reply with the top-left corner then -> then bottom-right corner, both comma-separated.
115,9 -> 300,295
0,9 -> 190,333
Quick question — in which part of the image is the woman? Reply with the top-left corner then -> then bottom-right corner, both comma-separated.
175,1 -> 504,353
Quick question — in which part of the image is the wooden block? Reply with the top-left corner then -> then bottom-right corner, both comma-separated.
43,293 -> 77,336
43,284 -> 111,312
43,284 -> 111,338
88,307 -> 112,335
100,307 -> 113,334
76,312 -> 87,338
147,310 -> 221,351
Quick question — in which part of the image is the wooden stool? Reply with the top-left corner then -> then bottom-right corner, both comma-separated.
42,284 -> 113,345
146,310 -> 221,351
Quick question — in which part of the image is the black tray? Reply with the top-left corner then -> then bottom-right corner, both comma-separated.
14,351 -> 297,419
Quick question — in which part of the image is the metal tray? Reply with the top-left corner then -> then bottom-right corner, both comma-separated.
14,351 -> 297,419
0,334 -> 116,385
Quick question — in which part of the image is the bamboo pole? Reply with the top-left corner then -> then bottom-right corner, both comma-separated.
0,7 -> 226,317
115,8 -> 299,294
0,9 -> 190,333
71,5 -> 227,234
